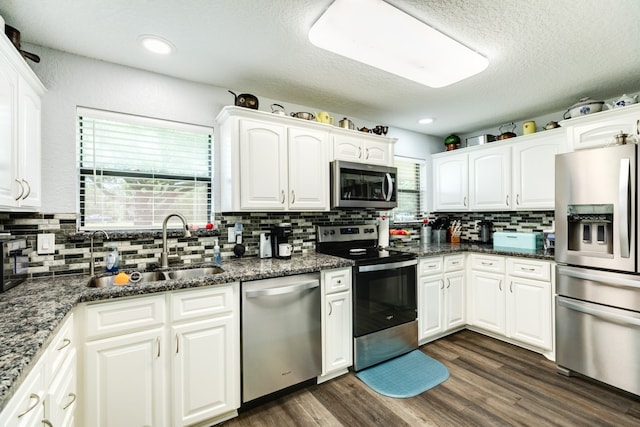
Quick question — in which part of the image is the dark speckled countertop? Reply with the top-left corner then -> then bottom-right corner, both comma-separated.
392,241 -> 555,260
0,253 -> 353,411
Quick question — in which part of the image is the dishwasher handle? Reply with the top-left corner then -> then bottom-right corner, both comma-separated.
245,280 -> 319,298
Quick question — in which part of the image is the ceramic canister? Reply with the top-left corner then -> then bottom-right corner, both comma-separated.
523,121 -> 536,135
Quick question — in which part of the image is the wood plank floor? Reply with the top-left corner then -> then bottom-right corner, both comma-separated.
221,330 -> 640,426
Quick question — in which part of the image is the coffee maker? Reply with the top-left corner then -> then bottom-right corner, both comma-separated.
271,223 -> 293,259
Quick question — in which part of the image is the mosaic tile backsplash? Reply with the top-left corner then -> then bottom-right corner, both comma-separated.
0,210 -> 554,279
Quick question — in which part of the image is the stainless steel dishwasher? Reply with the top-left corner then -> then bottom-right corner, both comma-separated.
241,273 -> 321,403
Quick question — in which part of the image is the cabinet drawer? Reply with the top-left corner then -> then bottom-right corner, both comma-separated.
45,313 -> 74,384
444,254 -> 465,272
170,283 -> 236,322
323,268 -> 352,294
470,254 -> 505,273
507,258 -> 551,281
85,294 -> 165,340
419,256 -> 443,276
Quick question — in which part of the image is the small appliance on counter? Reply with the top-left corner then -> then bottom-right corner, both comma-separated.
259,232 -> 272,259
493,231 -> 543,251
271,223 -> 293,259
476,220 -> 494,243
1,238 -> 29,292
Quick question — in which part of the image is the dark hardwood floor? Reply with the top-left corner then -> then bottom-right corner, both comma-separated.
222,330 -> 640,426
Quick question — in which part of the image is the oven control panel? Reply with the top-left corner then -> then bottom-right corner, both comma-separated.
317,224 -> 378,243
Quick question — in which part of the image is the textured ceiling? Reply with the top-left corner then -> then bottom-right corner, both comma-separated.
1,0 -> 639,137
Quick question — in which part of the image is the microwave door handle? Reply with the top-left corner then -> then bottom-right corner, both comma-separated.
383,173 -> 393,202
619,157 -> 630,258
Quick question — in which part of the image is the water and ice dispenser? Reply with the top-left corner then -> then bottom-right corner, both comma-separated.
566,204 -> 614,255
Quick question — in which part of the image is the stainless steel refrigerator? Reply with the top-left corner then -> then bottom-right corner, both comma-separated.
555,143 -> 640,396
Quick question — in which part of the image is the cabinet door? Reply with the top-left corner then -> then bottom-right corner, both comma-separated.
323,290 -> 352,374
0,50 -> 18,208
239,119 -> 287,210
513,138 -> 559,210
333,134 -> 363,162
288,127 -> 329,210
433,154 -> 468,211
363,139 -> 393,166
469,146 -> 511,210
16,77 -> 41,209
418,275 -> 444,340
507,276 -> 552,350
84,328 -> 167,427
47,350 -> 77,427
444,270 -> 465,330
172,315 -> 236,427
469,270 -> 505,334
0,358 -> 44,427
568,107 -> 640,150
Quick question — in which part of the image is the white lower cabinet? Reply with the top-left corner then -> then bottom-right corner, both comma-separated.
82,284 -> 240,427
469,254 -> 554,357
319,268 -> 352,381
0,356 -> 45,427
418,254 -> 465,343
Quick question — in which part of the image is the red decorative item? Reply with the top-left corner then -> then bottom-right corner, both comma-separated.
205,223 -> 214,230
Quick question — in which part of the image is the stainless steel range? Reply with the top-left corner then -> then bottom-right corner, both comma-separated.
316,224 -> 418,371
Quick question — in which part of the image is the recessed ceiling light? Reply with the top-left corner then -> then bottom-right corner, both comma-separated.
309,0 -> 489,88
139,35 -> 175,55
419,118 -> 435,124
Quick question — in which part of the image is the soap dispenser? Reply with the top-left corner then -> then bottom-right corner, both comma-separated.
105,242 -> 119,273
213,238 -> 222,266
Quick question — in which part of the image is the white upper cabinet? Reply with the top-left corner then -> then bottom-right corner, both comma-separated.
332,133 -> 394,166
0,31 -> 45,211
433,128 -> 564,212
561,103 -> 640,151
433,152 -> 468,211
469,145 -> 511,210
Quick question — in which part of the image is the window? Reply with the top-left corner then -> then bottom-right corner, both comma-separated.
393,156 -> 425,221
77,107 -> 213,230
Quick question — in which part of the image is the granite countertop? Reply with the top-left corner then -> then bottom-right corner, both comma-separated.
0,253 -> 353,411
392,241 -> 555,260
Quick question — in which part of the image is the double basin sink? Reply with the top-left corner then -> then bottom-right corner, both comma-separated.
87,266 -> 224,288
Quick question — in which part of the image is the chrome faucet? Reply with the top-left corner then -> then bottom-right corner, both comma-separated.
161,213 -> 192,268
90,230 -> 109,276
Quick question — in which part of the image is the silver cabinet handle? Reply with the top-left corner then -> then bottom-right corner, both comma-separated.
246,280 -> 319,298
498,280 -> 502,291
446,278 -> 451,289
439,279 -> 444,290
280,190 -> 285,204
156,337 -> 160,358
42,420 -> 53,427
63,392 -> 77,410
21,179 -> 31,199
56,338 -> 71,351
328,301 -> 333,316
358,146 -> 362,159
18,393 -> 40,417
365,148 -> 370,160
481,261 -> 494,266
520,267 -> 536,272
506,194 -> 509,206
291,190 -> 295,204
510,281 -> 513,293
516,194 -> 520,206
463,196 -> 467,207
15,179 -> 24,200
336,279 -> 342,284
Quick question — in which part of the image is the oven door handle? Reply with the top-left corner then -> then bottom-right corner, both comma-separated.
558,296 -> 640,327
358,258 -> 417,273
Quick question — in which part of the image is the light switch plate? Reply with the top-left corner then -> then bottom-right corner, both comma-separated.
37,233 -> 56,255
228,227 -> 235,243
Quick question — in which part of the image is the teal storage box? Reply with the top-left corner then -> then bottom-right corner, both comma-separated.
493,232 -> 543,250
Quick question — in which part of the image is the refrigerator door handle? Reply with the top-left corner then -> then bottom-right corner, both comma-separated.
618,158 -> 631,258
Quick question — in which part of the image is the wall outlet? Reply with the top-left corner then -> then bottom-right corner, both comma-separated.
37,233 -> 56,255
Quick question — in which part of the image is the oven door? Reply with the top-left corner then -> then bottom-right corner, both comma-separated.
331,160 -> 397,209
353,258 -> 417,337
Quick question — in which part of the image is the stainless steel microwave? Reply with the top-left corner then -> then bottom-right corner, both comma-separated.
330,160 -> 397,209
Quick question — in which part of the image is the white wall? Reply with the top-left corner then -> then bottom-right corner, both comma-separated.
27,45 -> 439,214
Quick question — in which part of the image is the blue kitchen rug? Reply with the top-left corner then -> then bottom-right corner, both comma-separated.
355,350 -> 449,398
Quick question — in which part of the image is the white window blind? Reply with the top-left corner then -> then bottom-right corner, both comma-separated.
393,156 -> 425,221
77,107 -> 213,230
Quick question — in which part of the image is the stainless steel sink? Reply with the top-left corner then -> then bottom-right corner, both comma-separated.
166,266 -> 224,280
87,270 -> 167,288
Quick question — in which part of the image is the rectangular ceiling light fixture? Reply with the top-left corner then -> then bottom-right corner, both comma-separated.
308,0 -> 489,88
